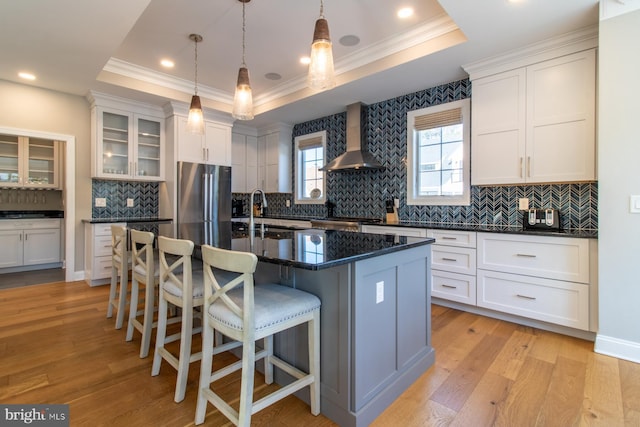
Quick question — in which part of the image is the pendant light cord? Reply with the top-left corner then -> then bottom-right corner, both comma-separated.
319,0 -> 325,18
194,38 -> 199,95
241,1 -> 246,67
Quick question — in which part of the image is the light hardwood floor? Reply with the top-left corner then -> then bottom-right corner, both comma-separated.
0,280 -> 638,426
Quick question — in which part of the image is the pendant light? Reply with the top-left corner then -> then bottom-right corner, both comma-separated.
187,33 -> 205,134
232,0 -> 254,120
308,0 -> 335,91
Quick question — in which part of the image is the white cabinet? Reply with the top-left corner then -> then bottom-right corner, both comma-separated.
471,49 -> 596,185
427,229 -> 477,305
257,124 -> 292,193
232,127 -> 258,192
0,219 -> 61,268
0,134 -> 60,189
476,232 -> 593,330
84,222 -> 124,286
175,116 -> 232,166
89,93 -> 165,181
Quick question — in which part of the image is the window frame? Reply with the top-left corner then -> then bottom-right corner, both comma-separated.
406,99 -> 471,206
294,130 -> 326,205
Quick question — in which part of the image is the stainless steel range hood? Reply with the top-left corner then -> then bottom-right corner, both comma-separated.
320,102 -> 385,172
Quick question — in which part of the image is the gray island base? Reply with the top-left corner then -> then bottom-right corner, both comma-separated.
255,244 -> 434,427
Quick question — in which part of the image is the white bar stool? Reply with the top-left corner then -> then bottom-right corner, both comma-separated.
125,229 -> 160,358
107,224 -> 130,329
151,236 -> 203,403
195,245 -> 321,427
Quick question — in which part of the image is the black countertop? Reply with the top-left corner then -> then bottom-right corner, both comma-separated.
82,217 -> 173,224
0,210 -> 64,219
234,215 -> 597,239
179,221 -> 434,271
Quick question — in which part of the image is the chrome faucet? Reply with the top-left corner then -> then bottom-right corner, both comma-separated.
249,189 -> 267,232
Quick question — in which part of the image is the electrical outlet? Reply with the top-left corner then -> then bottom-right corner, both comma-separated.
518,198 -> 529,210
95,197 -> 106,207
127,198 -> 134,207
394,198 -> 399,209
286,199 -> 291,208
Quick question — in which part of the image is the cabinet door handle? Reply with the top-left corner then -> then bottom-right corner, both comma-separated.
441,236 -> 457,240
206,148 -> 209,161
527,156 -> 531,178
203,148 -> 206,161
516,253 -> 537,258
441,257 -> 457,262
516,294 -> 536,300
442,284 -> 458,289
519,157 -> 523,178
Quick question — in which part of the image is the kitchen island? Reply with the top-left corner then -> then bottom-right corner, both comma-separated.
181,222 -> 435,427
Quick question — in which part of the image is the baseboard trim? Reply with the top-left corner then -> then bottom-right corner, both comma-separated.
594,334 -> 640,364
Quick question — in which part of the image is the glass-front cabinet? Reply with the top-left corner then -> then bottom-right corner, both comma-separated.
0,133 -> 59,188
91,97 -> 164,181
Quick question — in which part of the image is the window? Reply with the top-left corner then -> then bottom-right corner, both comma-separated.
294,131 -> 326,204
406,99 -> 470,206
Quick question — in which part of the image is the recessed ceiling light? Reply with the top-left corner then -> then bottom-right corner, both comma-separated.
18,72 -> 36,81
300,56 -> 311,65
339,35 -> 360,47
397,7 -> 414,19
265,72 -> 282,80
160,59 -> 175,68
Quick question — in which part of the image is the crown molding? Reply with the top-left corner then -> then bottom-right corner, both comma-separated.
102,58 -> 234,104
86,90 -> 165,115
463,24 -> 598,80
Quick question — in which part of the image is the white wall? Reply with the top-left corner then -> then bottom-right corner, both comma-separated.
0,80 -> 92,275
595,9 -> 640,362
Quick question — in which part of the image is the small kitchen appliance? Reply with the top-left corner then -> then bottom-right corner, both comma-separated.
385,199 -> 398,224
522,208 -> 561,231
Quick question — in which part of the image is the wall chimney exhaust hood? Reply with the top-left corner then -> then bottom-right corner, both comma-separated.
320,102 -> 384,172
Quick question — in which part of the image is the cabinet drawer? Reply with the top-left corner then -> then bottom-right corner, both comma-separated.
477,232 -> 589,283
94,234 -> 113,257
431,245 -> 476,275
94,223 -> 122,236
94,256 -> 113,279
432,270 -> 476,305
427,229 -> 476,248
477,270 -> 589,330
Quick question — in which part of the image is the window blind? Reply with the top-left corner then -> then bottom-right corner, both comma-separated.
413,107 -> 462,131
297,135 -> 323,149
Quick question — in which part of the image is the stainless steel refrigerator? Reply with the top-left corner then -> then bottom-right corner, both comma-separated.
176,161 -> 232,251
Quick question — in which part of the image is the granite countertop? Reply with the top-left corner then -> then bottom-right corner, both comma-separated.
180,222 -> 434,271
0,210 -> 64,219
233,215 -> 598,239
82,217 -> 173,224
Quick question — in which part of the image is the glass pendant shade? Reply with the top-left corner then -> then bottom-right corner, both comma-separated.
308,17 -> 335,90
187,94 -> 205,134
187,33 -> 205,134
232,67 -> 254,120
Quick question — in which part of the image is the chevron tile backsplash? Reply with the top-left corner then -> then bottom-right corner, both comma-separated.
91,180 -> 158,219
238,78 -> 598,232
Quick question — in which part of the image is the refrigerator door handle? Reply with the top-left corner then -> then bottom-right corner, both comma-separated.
203,172 -> 209,221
